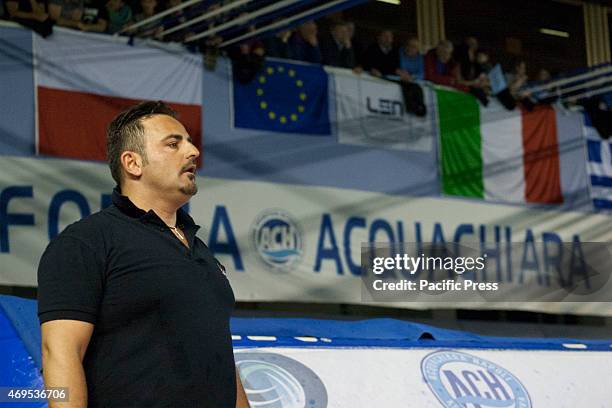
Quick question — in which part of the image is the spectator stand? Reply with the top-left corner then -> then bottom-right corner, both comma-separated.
119,0 -> 369,46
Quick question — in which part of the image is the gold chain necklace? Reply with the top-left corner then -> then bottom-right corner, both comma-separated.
169,225 -> 185,241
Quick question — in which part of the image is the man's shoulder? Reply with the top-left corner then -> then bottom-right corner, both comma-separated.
50,207 -> 117,249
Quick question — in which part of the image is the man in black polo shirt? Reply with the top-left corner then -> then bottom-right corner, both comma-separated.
37,101 -> 250,407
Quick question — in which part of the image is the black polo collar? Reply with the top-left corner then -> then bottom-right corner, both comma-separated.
111,186 -> 198,231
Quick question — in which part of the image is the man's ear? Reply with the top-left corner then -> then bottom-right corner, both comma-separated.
121,151 -> 143,178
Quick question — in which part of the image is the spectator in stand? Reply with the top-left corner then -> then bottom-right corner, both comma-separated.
196,2 -> 224,70
48,0 -> 82,29
320,21 -> 355,69
476,50 -> 517,110
579,95 -> 612,138
290,20 -> 321,64
263,29 -> 293,60
399,36 -> 424,80
362,29 -> 398,77
475,50 -> 492,76
133,0 -> 156,21
160,0 -> 187,41
105,0 -> 131,33
4,0 -> 53,37
363,30 -> 426,116
130,0 -> 161,37
228,13 -> 265,83
537,68 -> 552,82
49,0 -> 108,32
530,68 -> 558,104
454,37 -> 489,105
424,40 -> 462,88
500,59 -> 535,110
506,60 -> 529,99
454,37 -> 479,82
346,21 -> 363,70
425,40 -> 490,106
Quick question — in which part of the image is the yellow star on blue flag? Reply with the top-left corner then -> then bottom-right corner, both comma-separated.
233,61 -> 331,135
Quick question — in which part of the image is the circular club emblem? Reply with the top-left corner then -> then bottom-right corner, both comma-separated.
235,352 -> 328,408
421,350 -> 531,408
250,209 -> 303,272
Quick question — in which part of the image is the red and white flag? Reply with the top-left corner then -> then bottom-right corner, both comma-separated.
33,29 -> 203,164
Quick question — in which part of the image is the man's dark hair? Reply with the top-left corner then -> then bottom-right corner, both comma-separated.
106,101 -> 176,186
378,29 -> 393,37
330,20 -> 348,30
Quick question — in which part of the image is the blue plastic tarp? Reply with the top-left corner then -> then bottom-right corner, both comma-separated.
0,297 -> 45,408
1,293 -> 611,391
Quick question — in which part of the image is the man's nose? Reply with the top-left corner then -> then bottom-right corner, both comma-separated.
187,142 -> 200,160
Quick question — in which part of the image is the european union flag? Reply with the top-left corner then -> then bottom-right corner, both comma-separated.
233,61 -> 331,135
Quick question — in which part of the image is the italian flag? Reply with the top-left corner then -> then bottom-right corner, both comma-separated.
436,88 -> 583,204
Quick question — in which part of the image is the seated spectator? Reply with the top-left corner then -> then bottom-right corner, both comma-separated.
363,29 -> 426,116
105,0 -> 131,34
454,37 -> 479,81
346,21 -> 363,70
454,36 -> 489,105
4,0 -> 53,37
537,68 -> 551,82
528,68 -> 558,104
228,13 -> 265,83
424,40 -> 463,89
362,29 -> 398,77
290,20 -> 321,64
320,21 -> 355,69
133,0 -> 155,21
194,3 -> 224,70
506,60 -> 528,99
160,0 -> 186,33
499,59 -> 535,110
49,0 -> 108,32
399,36 -> 424,80
475,50 -> 492,76
477,51 -> 518,110
263,29 -> 293,60
130,0 -> 161,37
425,40 -> 489,106
580,96 -> 612,139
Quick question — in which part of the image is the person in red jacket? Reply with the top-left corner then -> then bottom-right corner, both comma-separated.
424,40 -> 467,91
425,40 -> 490,106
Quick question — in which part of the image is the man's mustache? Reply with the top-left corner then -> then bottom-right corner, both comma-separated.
181,162 -> 197,173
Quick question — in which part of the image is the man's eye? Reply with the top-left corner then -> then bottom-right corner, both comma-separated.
168,142 -> 178,148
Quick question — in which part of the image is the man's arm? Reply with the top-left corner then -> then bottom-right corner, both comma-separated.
5,1 -> 48,20
235,367 -> 250,408
41,320 -> 94,408
48,4 -> 82,28
78,17 -> 107,33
